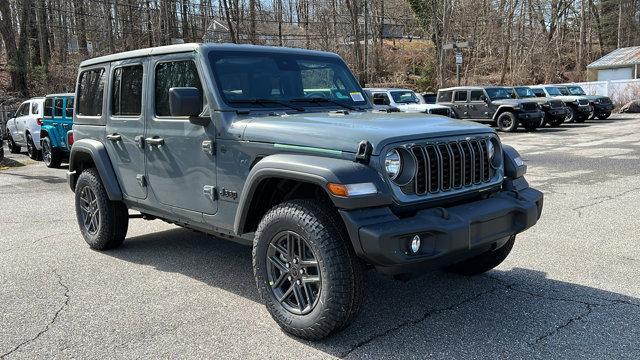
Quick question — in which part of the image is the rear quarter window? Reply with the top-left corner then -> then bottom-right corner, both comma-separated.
77,68 -> 106,116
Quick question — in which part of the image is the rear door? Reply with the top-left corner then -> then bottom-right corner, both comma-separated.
104,60 -> 148,199
145,54 -> 217,215
452,90 -> 469,118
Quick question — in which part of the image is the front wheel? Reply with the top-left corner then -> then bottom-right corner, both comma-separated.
497,112 -> 519,132
597,112 -> 611,120
7,135 -> 21,153
74,168 -> 129,250
41,137 -> 62,168
445,235 -> 515,276
26,134 -> 41,160
253,200 -> 364,340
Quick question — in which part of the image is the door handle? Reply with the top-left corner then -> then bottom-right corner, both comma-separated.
106,133 -> 122,141
145,137 -> 164,146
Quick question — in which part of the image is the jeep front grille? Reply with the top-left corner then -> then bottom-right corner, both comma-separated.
522,102 -> 538,111
600,97 -> 612,104
549,100 -> 564,108
578,99 -> 590,106
409,138 -> 495,196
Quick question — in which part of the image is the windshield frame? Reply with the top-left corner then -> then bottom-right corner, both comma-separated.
485,87 -> 513,101
205,49 -> 370,112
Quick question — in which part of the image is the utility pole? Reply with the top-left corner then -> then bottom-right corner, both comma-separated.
363,0 -> 369,84
443,41 -> 473,86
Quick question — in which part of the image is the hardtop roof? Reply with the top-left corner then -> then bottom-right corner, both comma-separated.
80,43 -> 341,67
44,93 -> 74,98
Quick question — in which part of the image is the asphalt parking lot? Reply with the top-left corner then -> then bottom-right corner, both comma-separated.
1,115 -> 640,359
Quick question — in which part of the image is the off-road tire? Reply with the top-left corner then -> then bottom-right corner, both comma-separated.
26,133 -> 41,160
497,112 -> 519,132
74,168 -> 129,250
597,112 -> 611,120
566,107 -> 578,123
7,135 -> 21,153
445,235 -> 516,276
253,199 -> 364,340
41,136 -> 62,168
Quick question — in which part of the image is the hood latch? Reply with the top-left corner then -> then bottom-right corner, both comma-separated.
355,140 -> 372,164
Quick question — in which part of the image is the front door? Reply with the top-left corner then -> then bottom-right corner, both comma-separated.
104,61 -> 148,199
14,102 -> 30,145
468,90 -> 489,119
145,55 -> 217,215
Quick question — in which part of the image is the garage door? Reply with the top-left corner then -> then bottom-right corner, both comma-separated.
597,67 -> 634,81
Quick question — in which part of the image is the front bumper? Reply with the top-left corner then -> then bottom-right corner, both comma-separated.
340,184 -> 543,274
516,110 -> 544,124
577,105 -> 592,114
592,103 -> 614,113
545,107 -> 569,119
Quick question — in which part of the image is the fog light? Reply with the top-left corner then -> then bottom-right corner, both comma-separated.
410,235 -> 421,254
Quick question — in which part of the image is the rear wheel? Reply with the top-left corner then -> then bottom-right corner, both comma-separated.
41,136 -> 62,168
26,134 -> 41,160
74,168 -> 129,250
597,112 -> 611,120
445,235 -> 516,276
253,200 -> 364,340
497,112 -> 519,132
7,135 -> 20,153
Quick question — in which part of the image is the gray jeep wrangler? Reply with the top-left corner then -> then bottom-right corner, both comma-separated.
436,86 -> 544,132
67,44 -> 543,340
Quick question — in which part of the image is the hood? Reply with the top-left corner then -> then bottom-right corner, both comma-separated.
552,95 -> 588,102
581,95 -> 610,101
516,97 -> 549,104
240,111 -> 493,155
491,98 -> 535,106
395,103 -> 449,113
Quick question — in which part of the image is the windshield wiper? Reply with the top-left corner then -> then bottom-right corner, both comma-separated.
289,97 -> 358,111
227,99 -> 305,112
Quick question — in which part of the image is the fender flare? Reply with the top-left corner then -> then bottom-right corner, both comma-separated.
491,105 -> 517,121
233,153 -> 391,235
68,139 -> 123,201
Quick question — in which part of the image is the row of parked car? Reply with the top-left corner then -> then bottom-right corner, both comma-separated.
3,93 -> 75,167
365,83 -> 614,132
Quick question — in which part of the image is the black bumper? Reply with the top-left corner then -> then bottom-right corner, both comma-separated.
577,106 -> 592,114
340,185 -> 543,275
545,107 -> 569,119
593,103 -> 614,113
516,110 -> 544,124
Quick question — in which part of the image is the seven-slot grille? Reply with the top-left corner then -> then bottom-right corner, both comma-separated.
599,97 -> 612,104
521,102 -> 538,111
549,99 -> 564,108
409,138 -> 495,196
578,99 -> 590,106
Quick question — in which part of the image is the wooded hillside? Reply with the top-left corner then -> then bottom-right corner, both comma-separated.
0,0 -> 639,106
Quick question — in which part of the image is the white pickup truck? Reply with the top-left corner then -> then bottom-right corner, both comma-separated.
5,97 -> 45,160
364,88 -> 455,117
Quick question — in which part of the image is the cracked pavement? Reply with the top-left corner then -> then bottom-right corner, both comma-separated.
1,114 -> 640,359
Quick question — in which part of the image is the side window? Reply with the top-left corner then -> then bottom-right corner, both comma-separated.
65,98 -> 74,118
454,91 -> 468,102
112,65 -> 143,116
31,102 -> 40,115
372,93 -> 390,105
43,98 -> 53,118
77,68 -> 106,116
19,103 -> 30,116
155,60 -> 203,117
470,90 -> 484,101
54,98 -> 64,117
437,91 -> 452,102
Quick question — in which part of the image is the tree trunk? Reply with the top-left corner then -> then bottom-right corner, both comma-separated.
36,0 -> 49,71
0,0 -> 28,95
74,0 -> 89,56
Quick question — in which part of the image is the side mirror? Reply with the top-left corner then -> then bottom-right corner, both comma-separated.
169,87 -> 210,126
480,95 -> 488,102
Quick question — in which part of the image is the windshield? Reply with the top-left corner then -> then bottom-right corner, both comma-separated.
390,91 -> 420,104
568,86 -> 586,96
515,87 -> 536,98
545,87 -> 562,96
557,87 -> 571,96
485,87 -> 512,101
208,51 -> 368,110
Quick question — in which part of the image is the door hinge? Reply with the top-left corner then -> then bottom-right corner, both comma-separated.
136,174 -> 147,188
203,185 -> 217,201
202,140 -> 215,155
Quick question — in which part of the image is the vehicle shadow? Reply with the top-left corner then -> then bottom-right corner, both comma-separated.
108,227 -> 640,358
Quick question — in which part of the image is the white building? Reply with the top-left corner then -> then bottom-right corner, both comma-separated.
587,46 -> 640,81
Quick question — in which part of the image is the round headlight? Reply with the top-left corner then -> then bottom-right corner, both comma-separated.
486,140 -> 495,160
385,149 -> 402,180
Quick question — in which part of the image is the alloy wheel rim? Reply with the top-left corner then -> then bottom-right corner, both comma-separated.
501,117 -> 512,129
27,138 -> 33,157
79,186 -> 100,235
266,230 -> 321,315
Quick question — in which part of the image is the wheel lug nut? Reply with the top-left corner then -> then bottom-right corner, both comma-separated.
288,276 -> 292,281
286,263 -> 290,268
296,280 -> 301,285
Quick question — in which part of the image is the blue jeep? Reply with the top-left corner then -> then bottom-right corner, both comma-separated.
41,93 -> 74,167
